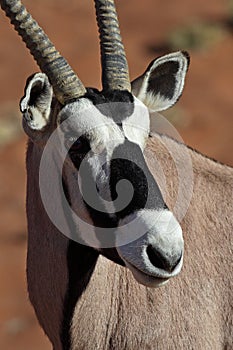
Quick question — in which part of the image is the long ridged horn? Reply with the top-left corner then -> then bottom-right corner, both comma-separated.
0,0 -> 86,104
94,0 -> 131,92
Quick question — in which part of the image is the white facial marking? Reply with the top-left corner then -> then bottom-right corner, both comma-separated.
116,209 -> 184,282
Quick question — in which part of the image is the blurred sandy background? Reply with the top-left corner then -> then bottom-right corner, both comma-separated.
0,1 -> 232,349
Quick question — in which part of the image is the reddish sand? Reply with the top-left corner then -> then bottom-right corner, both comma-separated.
0,1 -> 232,349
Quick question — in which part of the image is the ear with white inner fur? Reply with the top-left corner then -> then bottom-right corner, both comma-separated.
131,51 -> 190,112
20,73 -> 53,131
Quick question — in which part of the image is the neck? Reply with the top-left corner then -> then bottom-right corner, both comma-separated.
145,132 -> 232,222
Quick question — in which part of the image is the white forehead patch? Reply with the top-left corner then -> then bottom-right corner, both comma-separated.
58,98 -> 124,154
122,97 -> 150,150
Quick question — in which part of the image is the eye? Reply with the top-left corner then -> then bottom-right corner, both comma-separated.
66,136 -> 90,155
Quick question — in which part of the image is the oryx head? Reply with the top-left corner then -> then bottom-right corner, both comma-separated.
1,0 -> 189,287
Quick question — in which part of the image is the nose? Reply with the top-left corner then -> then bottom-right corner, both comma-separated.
146,244 -> 182,273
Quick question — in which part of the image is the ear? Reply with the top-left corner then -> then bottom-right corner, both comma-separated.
20,73 -> 53,131
131,51 -> 190,112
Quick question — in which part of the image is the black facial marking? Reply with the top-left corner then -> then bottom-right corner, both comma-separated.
110,140 -> 166,218
67,136 -> 91,167
147,61 -> 180,100
62,177 -> 124,267
78,156 -> 118,227
85,88 -> 134,123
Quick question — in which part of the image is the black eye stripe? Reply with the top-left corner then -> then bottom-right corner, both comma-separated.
66,136 -> 91,168
66,136 -> 90,153
71,138 -> 85,150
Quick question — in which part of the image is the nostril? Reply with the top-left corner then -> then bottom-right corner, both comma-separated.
146,245 -> 182,272
146,245 -> 168,270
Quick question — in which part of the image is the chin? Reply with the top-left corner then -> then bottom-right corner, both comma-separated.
124,261 -> 170,288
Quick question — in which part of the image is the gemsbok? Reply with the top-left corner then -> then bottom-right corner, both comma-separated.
1,0 -> 232,349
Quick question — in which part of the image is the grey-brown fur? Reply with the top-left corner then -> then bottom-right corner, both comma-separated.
26,133 -> 233,349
